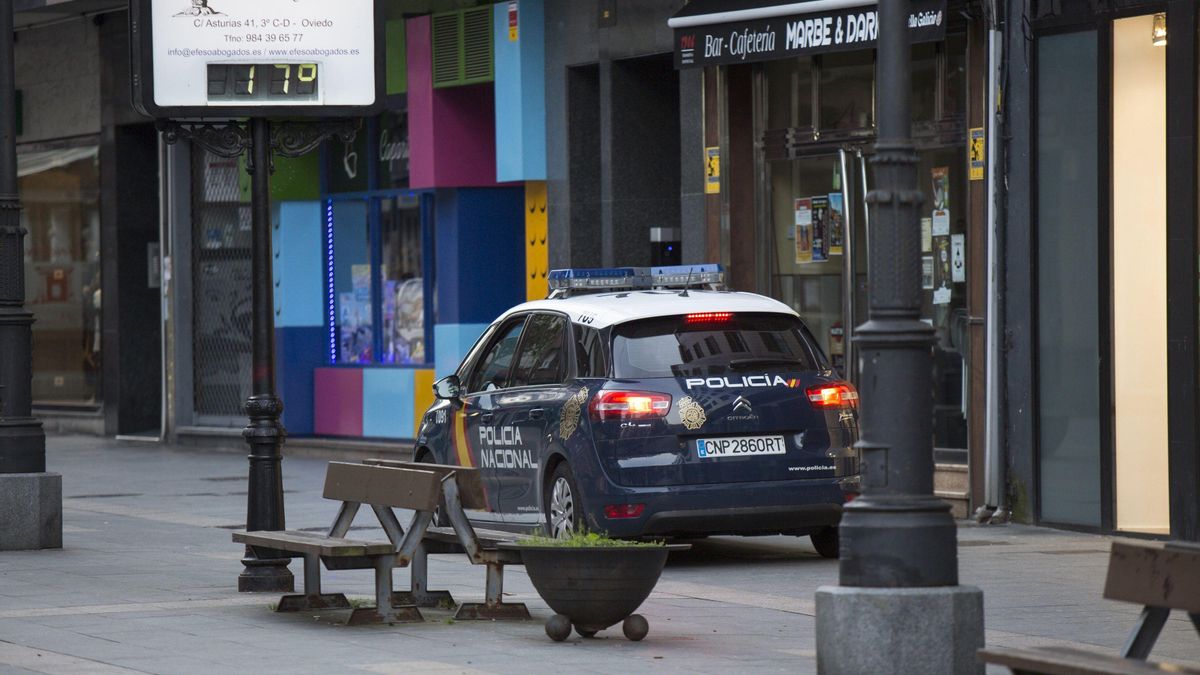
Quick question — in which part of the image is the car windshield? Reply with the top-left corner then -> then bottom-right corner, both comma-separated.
611,313 -> 825,378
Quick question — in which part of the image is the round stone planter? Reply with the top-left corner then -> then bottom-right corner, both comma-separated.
505,543 -> 689,641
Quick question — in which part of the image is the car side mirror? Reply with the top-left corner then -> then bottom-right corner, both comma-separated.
433,375 -> 462,400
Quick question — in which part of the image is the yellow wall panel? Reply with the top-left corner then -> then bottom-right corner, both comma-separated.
526,181 -> 548,301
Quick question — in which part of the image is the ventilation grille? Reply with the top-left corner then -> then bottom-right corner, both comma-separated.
430,7 -> 494,88
431,12 -> 461,87
461,7 -> 493,84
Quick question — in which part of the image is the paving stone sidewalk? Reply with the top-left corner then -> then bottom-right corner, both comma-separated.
1,436 -> 1197,674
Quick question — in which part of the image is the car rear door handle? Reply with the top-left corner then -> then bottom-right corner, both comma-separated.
479,412 -> 495,424
529,408 -> 545,420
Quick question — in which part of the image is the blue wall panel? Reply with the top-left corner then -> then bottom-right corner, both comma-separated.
493,0 -> 546,182
363,368 -> 415,439
434,323 -> 489,378
273,201 -> 325,328
276,326 -> 324,436
434,187 -> 525,327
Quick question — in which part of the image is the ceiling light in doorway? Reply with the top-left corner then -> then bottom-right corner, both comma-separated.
1152,13 -> 1167,47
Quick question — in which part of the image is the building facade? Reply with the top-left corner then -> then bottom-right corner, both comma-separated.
1001,0 -> 1200,539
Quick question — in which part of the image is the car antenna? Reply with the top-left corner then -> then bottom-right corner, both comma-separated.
679,266 -> 695,297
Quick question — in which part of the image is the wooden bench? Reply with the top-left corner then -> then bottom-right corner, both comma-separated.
979,540 -> 1200,675
363,459 -> 531,621
233,461 -> 443,625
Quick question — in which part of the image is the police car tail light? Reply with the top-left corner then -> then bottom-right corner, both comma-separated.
806,382 -> 859,409
589,390 -> 672,421
685,312 -> 734,324
603,503 -> 646,519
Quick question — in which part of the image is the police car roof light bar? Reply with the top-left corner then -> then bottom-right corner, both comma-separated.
546,264 -> 727,298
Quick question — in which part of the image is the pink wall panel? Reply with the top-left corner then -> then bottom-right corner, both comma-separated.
407,16 -> 436,187
406,16 -> 502,188
313,368 -> 363,437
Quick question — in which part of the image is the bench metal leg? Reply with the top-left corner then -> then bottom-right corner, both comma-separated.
348,556 -> 422,625
392,543 -> 456,609
276,553 -> 351,612
1121,605 -> 1170,659
453,561 -> 530,621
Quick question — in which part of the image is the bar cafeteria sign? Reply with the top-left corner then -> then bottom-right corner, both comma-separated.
675,0 -> 947,68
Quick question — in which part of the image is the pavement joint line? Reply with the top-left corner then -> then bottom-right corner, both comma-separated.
653,580 -> 816,616
0,640 -> 151,674
62,501 -> 245,529
0,596 -> 272,620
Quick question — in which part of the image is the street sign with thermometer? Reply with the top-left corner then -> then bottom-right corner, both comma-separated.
130,0 -> 384,118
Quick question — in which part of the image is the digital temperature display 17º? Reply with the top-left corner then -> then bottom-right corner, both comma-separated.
206,63 -> 319,103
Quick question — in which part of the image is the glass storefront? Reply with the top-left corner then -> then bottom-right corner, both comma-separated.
326,113 -> 431,368
1034,11 -> 1173,535
759,40 -> 971,451
19,143 -> 102,405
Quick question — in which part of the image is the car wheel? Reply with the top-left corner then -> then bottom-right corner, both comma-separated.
810,526 -> 839,559
417,451 -> 451,528
545,463 -> 582,539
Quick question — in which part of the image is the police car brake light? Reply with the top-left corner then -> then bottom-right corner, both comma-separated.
589,390 -> 672,421
806,382 -> 859,409
685,312 -> 733,324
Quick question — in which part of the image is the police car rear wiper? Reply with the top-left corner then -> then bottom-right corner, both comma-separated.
728,357 -> 805,369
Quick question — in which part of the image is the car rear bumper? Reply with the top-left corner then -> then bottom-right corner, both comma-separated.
583,475 -> 858,537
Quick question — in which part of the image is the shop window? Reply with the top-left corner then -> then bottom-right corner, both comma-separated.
944,33 -> 967,119
765,56 -> 813,130
329,197 -> 430,366
1036,30 -> 1101,527
333,200 -> 374,364
911,43 -> 938,123
818,51 -> 874,131
19,144 -> 102,405
381,195 -> 424,365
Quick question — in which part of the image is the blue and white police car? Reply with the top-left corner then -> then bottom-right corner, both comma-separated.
415,265 -> 860,557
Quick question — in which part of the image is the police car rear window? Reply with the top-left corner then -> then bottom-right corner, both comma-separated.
611,313 -> 825,379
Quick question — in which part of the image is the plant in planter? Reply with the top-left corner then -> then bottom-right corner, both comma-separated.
504,532 -> 688,642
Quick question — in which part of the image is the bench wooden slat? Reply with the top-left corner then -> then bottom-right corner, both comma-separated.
980,646 -> 1200,675
323,462 -> 441,511
424,525 -> 526,549
233,530 -> 395,557
363,459 -> 487,510
1104,542 -> 1200,614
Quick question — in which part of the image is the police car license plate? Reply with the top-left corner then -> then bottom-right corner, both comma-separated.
696,435 -> 786,459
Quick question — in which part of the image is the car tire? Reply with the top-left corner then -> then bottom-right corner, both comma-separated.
545,463 -> 583,539
417,450 -> 451,528
810,526 -> 839,559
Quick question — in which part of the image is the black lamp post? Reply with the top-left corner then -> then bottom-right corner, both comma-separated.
237,117 -> 294,593
0,0 -> 45,475
838,0 -> 958,587
816,2 -> 983,672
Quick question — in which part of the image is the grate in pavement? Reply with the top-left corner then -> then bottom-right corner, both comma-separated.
958,540 -> 1011,547
201,476 -> 244,482
66,493 -> 143,499
1036,549 -> 1109,555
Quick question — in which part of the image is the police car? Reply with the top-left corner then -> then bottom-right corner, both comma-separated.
415,265 -> 860,557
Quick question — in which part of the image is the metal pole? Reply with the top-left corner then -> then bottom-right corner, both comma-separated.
0,0 -> 47,475
838,0 -> 958,587
238,117 -> 293,593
